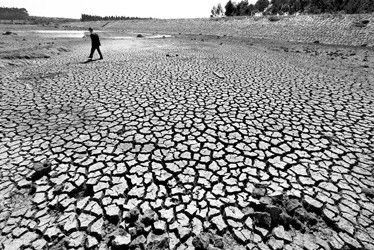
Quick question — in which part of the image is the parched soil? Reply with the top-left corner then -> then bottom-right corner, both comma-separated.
0,19 -> 374,250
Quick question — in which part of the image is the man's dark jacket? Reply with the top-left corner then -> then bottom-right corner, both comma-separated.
90,33 -> 101,47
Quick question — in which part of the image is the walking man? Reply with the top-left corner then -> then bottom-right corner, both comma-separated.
88,28 -> 103,60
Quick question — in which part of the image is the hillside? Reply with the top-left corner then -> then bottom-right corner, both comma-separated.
65,14 -> 374,46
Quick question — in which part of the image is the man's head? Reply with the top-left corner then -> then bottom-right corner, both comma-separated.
88,28 -> 93,34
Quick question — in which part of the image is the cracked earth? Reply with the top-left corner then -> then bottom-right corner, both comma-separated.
1,37 -> 374,250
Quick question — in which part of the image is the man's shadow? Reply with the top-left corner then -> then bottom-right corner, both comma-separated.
82,59 -> 101,64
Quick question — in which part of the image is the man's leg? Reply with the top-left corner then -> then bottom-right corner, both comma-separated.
88,47 -> 95,59
97,47 -> 103,59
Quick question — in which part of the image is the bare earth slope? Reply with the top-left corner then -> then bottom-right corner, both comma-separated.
66,14 -> 374,46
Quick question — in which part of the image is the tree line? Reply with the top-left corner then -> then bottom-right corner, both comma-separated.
0,7 -> 29,20
81,14 -> 150,22
212,0 -> 374,16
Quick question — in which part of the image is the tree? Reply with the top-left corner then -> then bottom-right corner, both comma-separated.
271,0 -> 289,14
217,4 -> 224,15
211,5 -> 218,16
344,0 -> 374,13
211,3 -> 224,17
255,0 -> 270,12
225,0 -> 237,16
0,7 -> 29,20
236,0 -> 249,15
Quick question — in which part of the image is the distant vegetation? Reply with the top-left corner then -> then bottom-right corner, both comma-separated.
81,14 -> 151,22
211,0 -> 374,16
0,7 -> 78,24
0,7 -> 29,20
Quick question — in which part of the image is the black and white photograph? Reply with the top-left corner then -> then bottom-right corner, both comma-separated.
0,0 -> 373,249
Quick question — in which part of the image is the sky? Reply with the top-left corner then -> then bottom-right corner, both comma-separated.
1,0 -> 257,19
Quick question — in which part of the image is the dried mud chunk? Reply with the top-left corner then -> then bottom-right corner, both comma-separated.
285,199 -> 301,214
140,209 -> 157,225
268,236 -> 284,250
111,234 -> 131,249
211,215 -> 227,232
362,187 -> 374,198
86,235 -> 99,249
154,220 -> 167,234
130,235 -> 147,248
272,226 -> 292,242
252,187 -> 266,198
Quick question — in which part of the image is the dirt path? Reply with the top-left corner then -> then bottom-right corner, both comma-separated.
0,37 -> 374,250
